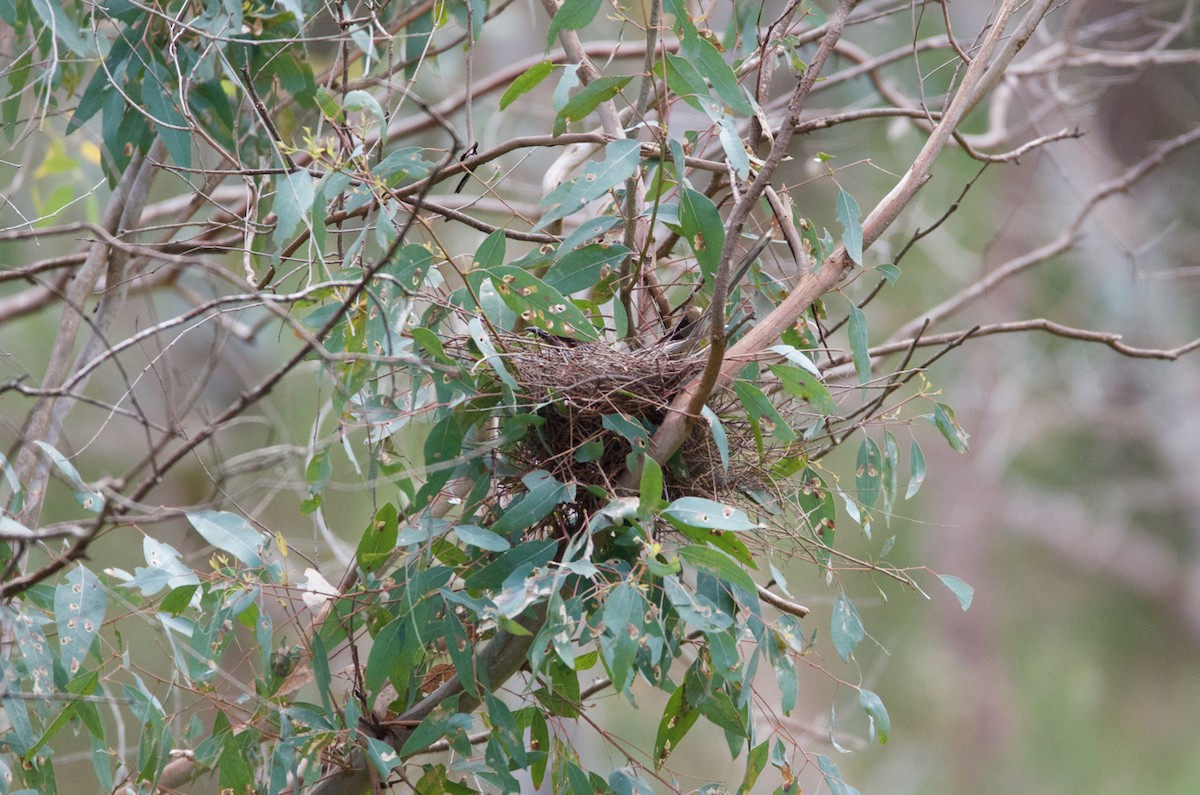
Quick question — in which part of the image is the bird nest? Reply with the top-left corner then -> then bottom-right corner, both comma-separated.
464,331 -> 768,514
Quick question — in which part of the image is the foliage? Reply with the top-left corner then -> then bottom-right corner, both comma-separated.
0,0 -> 1196,793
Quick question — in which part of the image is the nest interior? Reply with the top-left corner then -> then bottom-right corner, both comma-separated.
495,333 -> 759,508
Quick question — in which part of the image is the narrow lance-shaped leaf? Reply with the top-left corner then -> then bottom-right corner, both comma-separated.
906,440 -> 926,499
939,574 -> 974,611
546,0 -> 603,48
931,402 -> 970,452
552,75 -> 633,136
500,61 -> 557,109
831,593 -> 864,662
536,138 -> 641,229
836,188 -> 863,265
854,436 -> 882,512
847,303 -> 871,385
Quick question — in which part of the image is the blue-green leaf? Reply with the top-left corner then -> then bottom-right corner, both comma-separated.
453,524 -> 510,552
854,436 -> 881,512
938,574 -> 974,611
831,593 -> 864,662
653,684 -> 700,768
836,188 -> 863,265
664,496 -> 759,532
771,363 -> 838,416
343,90 -> 387,147
859,688 -> 890,744
678,187 -> 725,284
817,754 -> 862,795
700,405 -> 729,470
906,440 -> 926,499
34,441 -> 102,512
931,402 -> 970,452
847,303 -> 870,385
54,566 -> 106,680
187,511 -> 264,567
536,139 -> 641,229
272,169 -> 314,254
679,545 -> 757,604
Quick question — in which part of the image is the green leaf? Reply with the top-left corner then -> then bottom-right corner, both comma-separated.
542,243 -> 627,296
678,187 -> 725,284
343,89 -> 387,147
463,540 -> 558,590
357,504 -> 399,574
905,440 -> 926,499
601,583 -> 642,692
609,768 -> 655,795
537,139 -> 642,230
639,456 -> 664,516
660,52 -> 711,110
186,511 -> 264,567
546,0 -> 603,48
739,741 -> 769,794
817,754 -> 862,795
420,414 -> 464,501
847,303 -> 870,385
365,736 -> 404,777
663,496 -> 759,532
938,574 -> 974,611
490,264 -> 601,340
31,0 -> 92,57
880,431 -> 900,522
54,566 -> 106,680
772,363 -> 838,416
859,688 -> 890,744
553,75 -> 633,136
654,684 -> 700,767
501,60 -> 557,109
854,436 -> 881,512
678,545 -> 757,604
491,471 -> 573,537
836,188 -> 863,265
271,169 -> 314,255
364,615 -> 405,696
144,61 -> 192,169
878,263 -> 901,284
559,215 -> 623,252
442,609 -> 484,698
680,31 -> 753,116
34,441 -> 103,512
734,381 -> 796,443
700,405 -> 729,470
453,524 -> 510,552
831,593 -> 864,662
931,402 -> 970,452
473,228 -> 506,270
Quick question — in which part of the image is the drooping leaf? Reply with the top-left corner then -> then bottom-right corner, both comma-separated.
938,574 -> 974,611
54,566 -> 106,680
906,440 -> 926,499
343,89 -> 387,147
847,303 -> 871,385
831,593 -> 864,662
500,60 -> 557,109
678,187 -> 725,285
930,402 -> 970,452
654,684 -> 700,768
700,405 -> 729,471
34,441 -> 103,512
271,169 -> 314,255
144,60 -> 191,169
817,754 -> 863,795
836,188 -> 863,265
859,688 -> 891,744
854,436 -> 882,512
